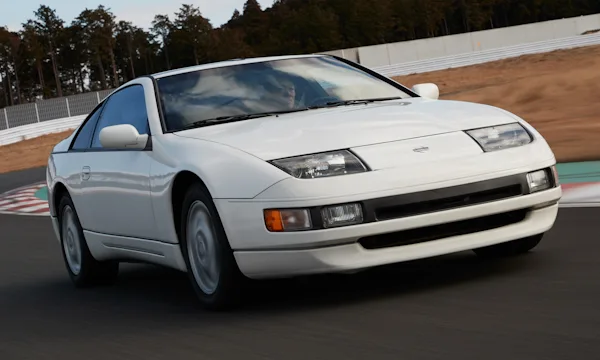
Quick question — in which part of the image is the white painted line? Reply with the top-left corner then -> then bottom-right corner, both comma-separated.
1,195 -> 37,202
559,202 -> 600,208
19,204 -> 50,212
0,199 -> 47,211
6,189 -> 37,194
0,197 -> 37,206
2,190 -> 38,197
10,189 -> 37,195
2,187 -> 38,195
0,210 -> 50,217
0,184 -> 45,197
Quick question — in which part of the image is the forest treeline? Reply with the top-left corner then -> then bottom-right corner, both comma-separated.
1,0 -> 599,108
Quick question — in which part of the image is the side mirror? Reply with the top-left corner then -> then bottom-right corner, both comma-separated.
99,124 -> 148,150
412,83 -> 440,100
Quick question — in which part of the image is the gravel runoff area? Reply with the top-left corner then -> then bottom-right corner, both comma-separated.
1,44 -> 599,174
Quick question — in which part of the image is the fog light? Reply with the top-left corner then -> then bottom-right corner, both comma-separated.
264,209 -> 312,232
321,203 -> 363,228
527,169 -> 551,193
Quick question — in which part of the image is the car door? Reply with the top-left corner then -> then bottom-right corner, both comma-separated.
81,83 -> 158,240
60,102 -> 106,227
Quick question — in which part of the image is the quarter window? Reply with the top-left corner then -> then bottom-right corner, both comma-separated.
91,85 -> 149,149
71,103 -> 105,150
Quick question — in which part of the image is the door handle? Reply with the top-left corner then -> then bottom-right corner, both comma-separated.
82,166 -> 91,181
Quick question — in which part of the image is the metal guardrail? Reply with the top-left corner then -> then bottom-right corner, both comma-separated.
0,90 -> 114,132
1,32 -> 600,147
375,32 -> 600,77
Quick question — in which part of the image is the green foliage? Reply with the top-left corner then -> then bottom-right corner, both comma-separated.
0,0 -> 599,107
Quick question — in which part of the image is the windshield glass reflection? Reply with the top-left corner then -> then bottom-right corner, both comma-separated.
156,56 -> 413,132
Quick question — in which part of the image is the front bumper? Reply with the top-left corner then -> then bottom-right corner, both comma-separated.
215,167 -> 562,279
234,203 -> 558,279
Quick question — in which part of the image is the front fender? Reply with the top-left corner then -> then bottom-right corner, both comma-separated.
152,134 -> 291,199
46,154 -> 58,218
46,134 -> 77,218
147,134 -> 291,243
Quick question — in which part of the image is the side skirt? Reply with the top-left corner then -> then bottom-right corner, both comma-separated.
83,230 -> 188,272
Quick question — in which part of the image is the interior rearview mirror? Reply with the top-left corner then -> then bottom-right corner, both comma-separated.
412,83 -> 440,100
99,124 -> 148,149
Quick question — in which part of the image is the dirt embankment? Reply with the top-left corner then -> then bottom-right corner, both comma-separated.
1,44 -> 599,174
0,131 -> 72,174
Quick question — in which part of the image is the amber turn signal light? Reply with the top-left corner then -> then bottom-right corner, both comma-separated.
264,209 -> 312,232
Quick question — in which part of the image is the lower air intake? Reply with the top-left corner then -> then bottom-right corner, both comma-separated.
358,209 -> 529,250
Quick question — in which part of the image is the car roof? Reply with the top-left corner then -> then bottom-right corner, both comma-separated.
150,54 -> 328,79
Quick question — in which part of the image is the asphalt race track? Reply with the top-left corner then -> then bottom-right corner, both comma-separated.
1,168 -> 600,360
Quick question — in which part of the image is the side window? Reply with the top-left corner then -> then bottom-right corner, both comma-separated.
71,103 -> 104,150
91,85 -> 149,149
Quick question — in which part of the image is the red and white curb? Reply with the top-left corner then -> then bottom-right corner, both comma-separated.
0,182 -> 50,216
559,182 -> 600,208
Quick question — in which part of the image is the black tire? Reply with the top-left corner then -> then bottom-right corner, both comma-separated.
473,233 -> 544,258
179,182 -> 245,311
58,193 -> 119,287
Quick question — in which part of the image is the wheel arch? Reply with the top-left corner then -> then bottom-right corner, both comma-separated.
169,169 -> 245,308
171,170 -> 212,242
51,181 -> 69,220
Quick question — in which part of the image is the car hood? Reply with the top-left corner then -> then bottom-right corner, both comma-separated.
173,98 -> 520,161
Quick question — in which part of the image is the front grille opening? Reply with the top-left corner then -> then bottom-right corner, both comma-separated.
375,184 -> 523,221
359,209 -> 529,250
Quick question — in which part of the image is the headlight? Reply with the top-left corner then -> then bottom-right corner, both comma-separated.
270,150 -> 368,179
466,123 -> 532,152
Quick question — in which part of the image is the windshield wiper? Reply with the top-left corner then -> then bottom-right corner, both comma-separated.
182,108 -> 311,129
309,96 -> 404,109
181,97 -> 405,130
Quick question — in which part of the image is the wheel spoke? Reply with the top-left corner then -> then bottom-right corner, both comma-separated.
62,206 -> 83,275
187,201 -> 220,295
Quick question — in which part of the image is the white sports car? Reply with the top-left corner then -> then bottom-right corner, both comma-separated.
47,54 -> 562,309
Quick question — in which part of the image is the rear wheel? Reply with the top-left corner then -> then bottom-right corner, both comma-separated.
58,193 -> 119,287
473,233 -> 544,258
179,182 -> 245,310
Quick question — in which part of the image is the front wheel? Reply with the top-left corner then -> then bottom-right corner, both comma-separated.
473,233 -> 544,258
58,193 -> 119,287
179,182 -> 245,310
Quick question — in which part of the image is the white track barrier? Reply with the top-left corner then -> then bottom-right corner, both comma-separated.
1,32 -> 600,146
374,32 -> 600,77
0,115 -> 85,146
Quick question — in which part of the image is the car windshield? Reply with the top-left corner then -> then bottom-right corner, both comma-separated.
156,56 -> 414,132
